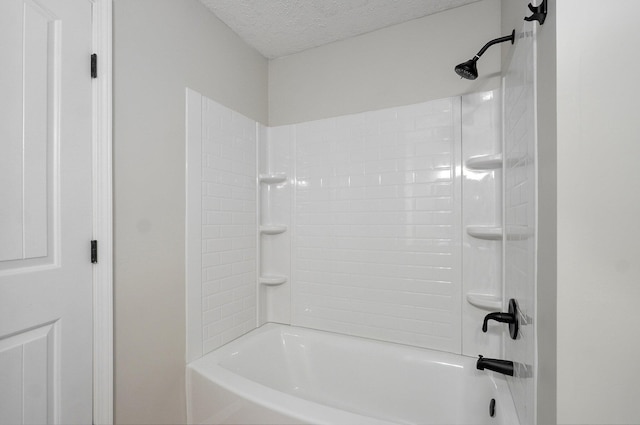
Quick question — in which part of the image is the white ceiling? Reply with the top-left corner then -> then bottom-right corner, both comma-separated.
199,0 -> 482,59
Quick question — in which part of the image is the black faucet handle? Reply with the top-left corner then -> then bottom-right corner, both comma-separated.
481,298 -> 519,339
482,312 -> 515,332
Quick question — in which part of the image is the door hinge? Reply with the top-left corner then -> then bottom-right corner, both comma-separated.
91,53 -> 97,78
91,240 -> 98,264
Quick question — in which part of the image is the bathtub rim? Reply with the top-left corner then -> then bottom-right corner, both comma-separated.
188,324 -> 397,424
187,323 -> 519,425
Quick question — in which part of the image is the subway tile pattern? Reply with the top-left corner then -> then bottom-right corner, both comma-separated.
200,98 -> 257,354
291,99 -> 463,353
503,24 -> 537,425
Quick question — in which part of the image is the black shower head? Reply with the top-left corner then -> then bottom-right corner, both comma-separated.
454,30 -> 515,80
454,58 -> 479,80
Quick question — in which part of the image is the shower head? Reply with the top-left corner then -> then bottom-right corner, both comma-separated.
454,29 -> 515,80
454,58 -> 479,80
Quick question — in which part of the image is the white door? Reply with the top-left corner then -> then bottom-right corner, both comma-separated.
0,0 -> 93,423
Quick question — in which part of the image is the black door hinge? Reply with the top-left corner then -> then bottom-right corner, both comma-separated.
91,240 -> 98,264
91,53 -> 97,78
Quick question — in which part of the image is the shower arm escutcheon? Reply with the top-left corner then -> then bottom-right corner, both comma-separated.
482,298 -> 519,340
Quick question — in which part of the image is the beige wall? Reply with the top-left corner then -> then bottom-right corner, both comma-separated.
556,1 -> 640,423
269,0 -> 502,126
502,1 -> 557,424
113,1 -> 267,423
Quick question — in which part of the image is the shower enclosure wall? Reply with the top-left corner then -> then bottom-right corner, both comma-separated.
258,93 -> 504,359
187,90 -> 504,359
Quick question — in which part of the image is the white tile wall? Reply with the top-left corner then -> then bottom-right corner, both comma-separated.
187,91 -> 505,363
291,99 -> 463,353
503,24 -> 537,425
199,97 -> 257,354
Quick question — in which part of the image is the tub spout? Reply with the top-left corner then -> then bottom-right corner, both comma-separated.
476,355 -> 514,376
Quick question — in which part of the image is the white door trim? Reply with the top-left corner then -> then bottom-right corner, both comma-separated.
92,0 -> 113,423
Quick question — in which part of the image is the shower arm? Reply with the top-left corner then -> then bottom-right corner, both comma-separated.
473,30 -> 515,60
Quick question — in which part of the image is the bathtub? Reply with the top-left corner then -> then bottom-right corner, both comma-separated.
187,323 -> 519,425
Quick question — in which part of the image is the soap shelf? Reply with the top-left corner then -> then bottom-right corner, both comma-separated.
259,275 -> 287,286
465,154 -> 503,170
259,173 -> 287,184
466,293 -> 502,310
260,225 -> 287,235
466,225 -> 502,240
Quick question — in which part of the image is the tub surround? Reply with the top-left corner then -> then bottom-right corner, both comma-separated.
187,89 -> 504,359
277,98 -> 465,354
186,90 -> 258,362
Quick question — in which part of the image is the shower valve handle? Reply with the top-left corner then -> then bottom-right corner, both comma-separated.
481,298 -> 519,340
482,313 -> 515,332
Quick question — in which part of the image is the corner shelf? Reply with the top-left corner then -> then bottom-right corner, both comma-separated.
466,293 -> 502,311
466,225 -> 503,241
260,225 -> 287,235
259,275 -> 288,286
259,173 -> 287,184
465,154 -> 503,170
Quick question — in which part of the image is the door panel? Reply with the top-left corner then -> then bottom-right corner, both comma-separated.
0,0 -> 60,268
0,0 -> 24,262
0,323 -> 56,424
0,1 -> 93,423
23,0 -> 54,259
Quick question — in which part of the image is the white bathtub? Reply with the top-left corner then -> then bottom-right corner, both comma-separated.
187,323 -> 519,425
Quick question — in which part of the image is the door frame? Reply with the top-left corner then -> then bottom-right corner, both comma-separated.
92,0 -> 113,423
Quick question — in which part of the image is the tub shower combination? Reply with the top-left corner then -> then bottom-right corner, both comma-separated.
185,25 -> 536,424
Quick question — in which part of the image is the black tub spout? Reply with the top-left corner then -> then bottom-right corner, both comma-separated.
476,355 -> 514,376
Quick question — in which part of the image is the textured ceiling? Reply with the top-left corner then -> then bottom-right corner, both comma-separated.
199,0 -> 482,59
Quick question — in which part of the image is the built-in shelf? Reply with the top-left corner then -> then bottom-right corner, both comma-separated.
466,225 -> 503,240
259,173 -> 287,184
466,293 -> 502,311
260,225 -> 287,235
466,154 -> 503,170
259,275 -> 288,286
